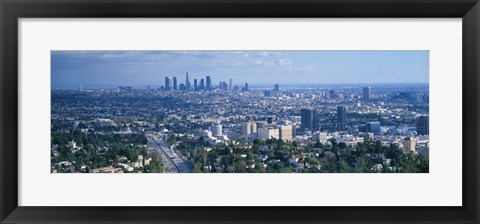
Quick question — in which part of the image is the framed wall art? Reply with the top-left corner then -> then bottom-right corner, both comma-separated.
1,0 -> 479,223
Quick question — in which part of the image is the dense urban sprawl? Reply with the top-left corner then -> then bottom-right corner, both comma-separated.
51,74 -> 429,173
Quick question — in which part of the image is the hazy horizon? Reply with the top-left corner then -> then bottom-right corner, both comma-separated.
51,50 -> 429,89
51,82 -> 429,90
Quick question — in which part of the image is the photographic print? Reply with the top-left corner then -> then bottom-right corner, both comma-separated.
51,50 -> 429,173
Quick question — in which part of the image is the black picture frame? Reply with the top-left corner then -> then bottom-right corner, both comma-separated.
1,0 -> 479,223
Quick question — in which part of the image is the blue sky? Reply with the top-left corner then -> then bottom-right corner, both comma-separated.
51,50 -> 429,89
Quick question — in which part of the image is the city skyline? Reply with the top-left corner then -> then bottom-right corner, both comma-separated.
51,50 -> 429,89
51,50 -> 429,173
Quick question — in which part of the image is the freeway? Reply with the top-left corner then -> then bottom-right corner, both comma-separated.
170,142 -> 194,173
147,135 -> 179,173
147,133 -> 193,173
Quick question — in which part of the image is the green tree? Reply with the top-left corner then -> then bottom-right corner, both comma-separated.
355,157 -> 370,173
338,159 -> 352,173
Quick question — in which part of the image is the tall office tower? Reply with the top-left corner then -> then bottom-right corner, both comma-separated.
222,82 -> 228,91
164,77 -> 172,91
300,109 -> 310,130
212,124 -> 223,137
363,86 -> 371,100
229,78 -> 232,91
244,83 -> 249,91
366,121 -> 381,133
416,116 -> 429,135
329,90 -> 337,99
337,106 -> 346,131
173,77 -> 177,90
206,76 -> 212,90
301,109 -> 320,130
241,123 -> 251,136
199,79 -> 205,90
233,85 -> 239,91
79,85 -> 84,92
185,72 -> 191,90
194,79 -> 198,91
274,84 -> 280,91
179,83 -> 186,91
300,109 -> 319,130
278,125 -> 293,141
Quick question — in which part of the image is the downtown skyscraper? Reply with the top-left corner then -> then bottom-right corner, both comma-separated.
164,77 -> 172,91
185,72 -> 191,91
416,116 -> 429,135
206,76 -> 212,90
199,79 -> 205,90
301,109 -> 319,131
173,77 -> 177,90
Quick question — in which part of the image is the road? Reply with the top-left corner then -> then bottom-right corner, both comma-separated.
147,135 -> 178,173
147,132 -> 193,173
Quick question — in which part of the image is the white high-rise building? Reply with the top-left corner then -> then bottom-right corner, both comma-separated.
278,125 -> 293,141
251,123 -> 257,134
212,124 -> 223,137
403,138 -> 417,152
257,127 -> 279,140
241,123 -> 251,136
312,131 -> 328,143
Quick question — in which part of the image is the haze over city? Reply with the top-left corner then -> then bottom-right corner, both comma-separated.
51,50 -> 429,89
51,50 -> 429,174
